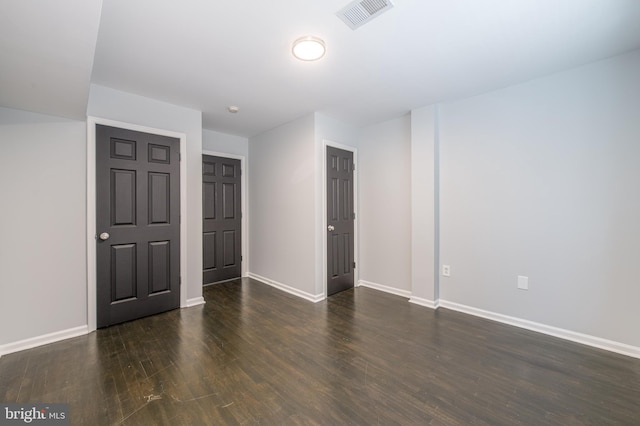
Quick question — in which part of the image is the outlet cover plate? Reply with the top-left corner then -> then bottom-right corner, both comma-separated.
517,275 -> 528,290
442,265 -> 451,277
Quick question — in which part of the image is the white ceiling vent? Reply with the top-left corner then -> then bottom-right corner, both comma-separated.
336,0 -> 395,30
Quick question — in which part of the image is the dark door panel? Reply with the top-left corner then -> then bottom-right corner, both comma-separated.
96,125 -> 180,328
327,146 -> 355,296
203,155 -> 241,284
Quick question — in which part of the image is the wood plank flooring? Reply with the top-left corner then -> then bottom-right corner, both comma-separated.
1,278 -> 639,425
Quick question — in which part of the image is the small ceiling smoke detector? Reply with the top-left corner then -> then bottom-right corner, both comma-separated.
228,106 -> 239,113
292,36 -> 326,61
337,0 -> 394,30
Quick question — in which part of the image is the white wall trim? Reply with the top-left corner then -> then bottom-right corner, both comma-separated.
186,297 -> 206,307
358,280 -> 411,298
0,326 -> 89,358
322,140 -> 359,299
249,273 -> 325,303
409,296 -> 440,309
87,117 -> 189,333
439,300 -> 640,360
204,277 -> 241,286
202,150 -> 248,279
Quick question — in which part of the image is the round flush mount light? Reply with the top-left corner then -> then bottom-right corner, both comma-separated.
292,36 -> 326,61
228,105 -> 239,113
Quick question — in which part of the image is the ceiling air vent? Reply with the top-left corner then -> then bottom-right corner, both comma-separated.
336,0 -> 395,30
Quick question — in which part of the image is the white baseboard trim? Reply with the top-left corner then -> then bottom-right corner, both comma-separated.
248,273 -> 325,303
203,277 -> 242,286
439,300 -> 640,360
409,296 -> 439,310
357,280 -> 412,299
186,297 -> 206,307
0,325 -> 89,358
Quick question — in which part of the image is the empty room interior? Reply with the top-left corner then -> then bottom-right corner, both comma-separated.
1,0 -> 640,424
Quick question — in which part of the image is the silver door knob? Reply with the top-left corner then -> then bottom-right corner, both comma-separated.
327,225 -> 335,231
99,232 -> 110,241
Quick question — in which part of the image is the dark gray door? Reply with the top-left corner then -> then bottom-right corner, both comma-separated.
327,146 -> 355,296
203,155 -> 242,284
96,125 -> 180,328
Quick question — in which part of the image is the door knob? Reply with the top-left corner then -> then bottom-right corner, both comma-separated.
327,225 -> 335,231
99,232 -> 110,241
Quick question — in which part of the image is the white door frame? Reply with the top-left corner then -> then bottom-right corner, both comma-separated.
86,117 -> 188,332
202,150 -> 249,279
322,140 -> 359,298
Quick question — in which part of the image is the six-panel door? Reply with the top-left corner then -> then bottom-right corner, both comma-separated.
203,155 -> 242,284
327,146 -> 355,296
96,125 -> 180,328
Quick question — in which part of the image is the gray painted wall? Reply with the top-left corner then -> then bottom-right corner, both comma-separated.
87,84 -> 204,302
358,115 -> 412,292
0,107 -> 87,345
438,50 -> 640,347
249,114 -> 317,295
202,129 -> 248,157
315,114 -> 360,147
249,113 -> 358,297
410,106 -> 437,302
353,50 -> 640,348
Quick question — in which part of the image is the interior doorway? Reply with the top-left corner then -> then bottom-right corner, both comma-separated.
95,124 -> 181,327
326,145 -> 356,296
202,153 -> 243,284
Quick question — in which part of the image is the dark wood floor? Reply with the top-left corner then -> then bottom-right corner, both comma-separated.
1,278 -> 639,425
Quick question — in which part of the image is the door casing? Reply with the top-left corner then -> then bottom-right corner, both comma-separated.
87,116 -> 188,332
202,150 -> 248,281
323,140 -> 358,298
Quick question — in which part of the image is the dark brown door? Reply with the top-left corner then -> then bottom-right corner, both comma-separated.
327,146 -> 355,296
203,155 -> 242,284
96,125 -> 180,328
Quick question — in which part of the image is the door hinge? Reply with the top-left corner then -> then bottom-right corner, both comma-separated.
353,262 -> 356,269
352,212 -> 356,220
352,163 -> 356,172
179,276 -> 182,285
179,152 -> 182,161
241,255 -> 243,262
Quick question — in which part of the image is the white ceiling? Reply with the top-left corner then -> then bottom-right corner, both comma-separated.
2,0 -> 640,137
0,0 -> 102,120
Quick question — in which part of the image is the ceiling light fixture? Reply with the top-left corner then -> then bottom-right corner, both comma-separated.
292,36 -> 326,61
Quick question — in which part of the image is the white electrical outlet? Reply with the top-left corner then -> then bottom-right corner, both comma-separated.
517,275 -> 528,290
442,265 -> 451,277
